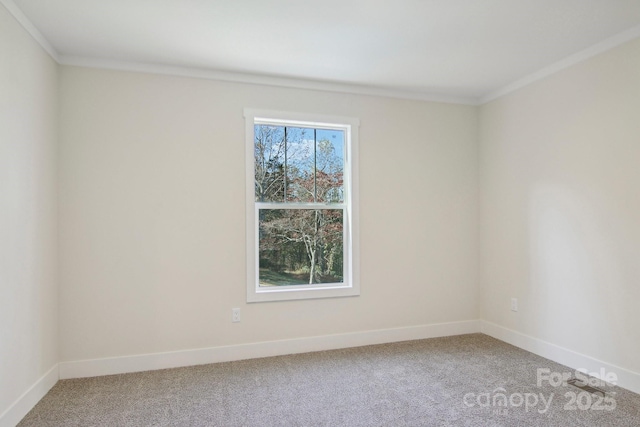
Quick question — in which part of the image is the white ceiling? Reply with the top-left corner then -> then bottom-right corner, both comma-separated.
7,0 -> 640,103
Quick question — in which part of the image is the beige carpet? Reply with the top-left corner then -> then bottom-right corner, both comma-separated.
18,334 -> 640,426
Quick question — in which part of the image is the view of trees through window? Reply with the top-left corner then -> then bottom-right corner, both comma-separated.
255,124 -> 345,286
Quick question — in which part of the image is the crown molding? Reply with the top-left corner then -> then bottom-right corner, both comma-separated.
58,55 -> 479,105
1,0 -> 59,61
0,0 -> 475,106
4,0 -> 640,107
3,0 -> 477,105
480,23 -> 640,104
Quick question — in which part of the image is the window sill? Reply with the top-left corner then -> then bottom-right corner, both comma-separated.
247,284 -> 360,303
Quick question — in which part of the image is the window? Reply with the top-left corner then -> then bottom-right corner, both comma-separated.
244,109 -> 359,302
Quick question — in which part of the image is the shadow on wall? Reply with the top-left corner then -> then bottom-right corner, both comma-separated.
528,183 -> 627,360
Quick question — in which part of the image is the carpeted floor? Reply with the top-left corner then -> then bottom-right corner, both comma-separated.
18,334 -> 640,426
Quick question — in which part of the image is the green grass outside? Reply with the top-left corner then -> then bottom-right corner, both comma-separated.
259,268 -> 309,286
259,268 -> 344,286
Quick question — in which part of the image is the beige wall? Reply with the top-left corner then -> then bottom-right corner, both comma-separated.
0,4 -> 58,417
479,38 -> 640,373
58,66 -> 479,362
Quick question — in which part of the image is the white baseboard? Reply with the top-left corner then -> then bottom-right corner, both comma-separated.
7,320 -> 638,427
480,320 -> 640,395
59,320 -> 481,379
0,365 -> 58,427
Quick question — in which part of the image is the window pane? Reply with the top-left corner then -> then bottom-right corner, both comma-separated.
285,127 -> 315,202
255,125 -> 344,204
259,209 -> 344,286
254,125 -> 285,202
315,129 -> 344,203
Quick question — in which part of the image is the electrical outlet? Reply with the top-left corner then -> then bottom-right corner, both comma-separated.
511,298 -> 518,312
232,308 -> 241,323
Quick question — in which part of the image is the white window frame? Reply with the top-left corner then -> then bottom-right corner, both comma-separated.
244,108 -> 360,303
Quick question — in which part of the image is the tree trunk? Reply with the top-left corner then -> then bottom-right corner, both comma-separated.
326,244 -> 336,275
308,248 -> 316,284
